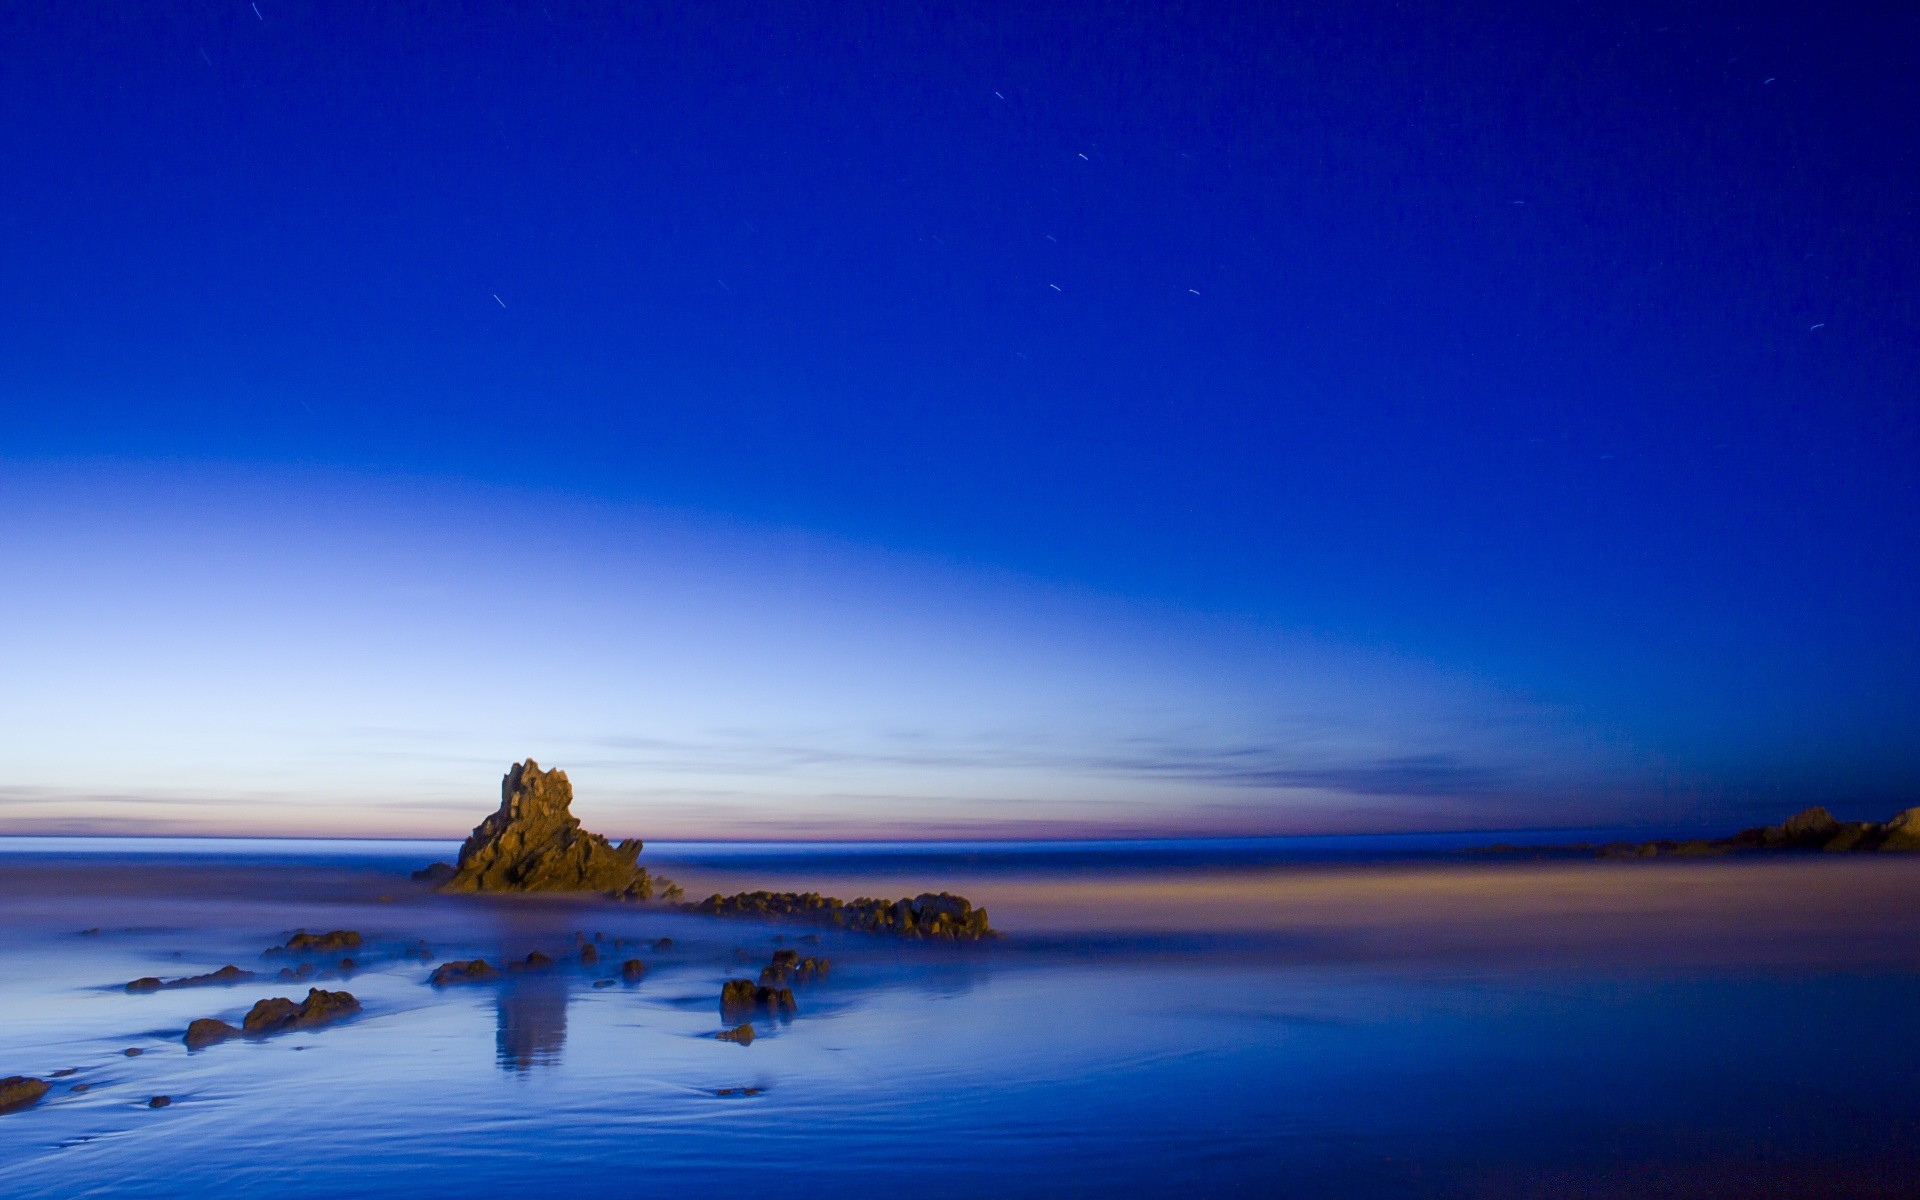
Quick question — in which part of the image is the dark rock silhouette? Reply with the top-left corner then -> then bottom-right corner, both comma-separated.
411,862 -> 456,885
127,965 -> 255,993
0,1076 -> 49,1114
435,760 -> 664,898
689,890 -> 996,939
148,1096 -> 171,1109
621,958 -> 646,982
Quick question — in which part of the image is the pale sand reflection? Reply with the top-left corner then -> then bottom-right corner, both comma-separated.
664,856 -> 1920,967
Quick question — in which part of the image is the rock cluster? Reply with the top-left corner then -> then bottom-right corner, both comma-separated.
758,947 -> 829,986
126,965 -> 255,993
184,988 -> 361,1049
0,1076 -> 49,1114
425,760 -> 670,899
720,978 -> 796,1020
688,890 -> 996,939
1592,806 -> 1920,859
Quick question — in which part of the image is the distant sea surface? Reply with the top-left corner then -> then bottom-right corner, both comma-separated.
2,836 -> 1918,1198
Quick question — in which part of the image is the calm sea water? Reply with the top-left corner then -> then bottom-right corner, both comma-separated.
2,837 -> 1917,1198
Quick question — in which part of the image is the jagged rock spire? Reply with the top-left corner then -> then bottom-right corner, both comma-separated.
438,760 -> 657,897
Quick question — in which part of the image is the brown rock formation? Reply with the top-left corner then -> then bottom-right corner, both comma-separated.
436,760 -> 661,898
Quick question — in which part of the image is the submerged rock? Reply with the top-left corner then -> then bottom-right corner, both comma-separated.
126,965 -> 256,994
688,890 -> 997,940
621,958 -> 647,982
410,862 -> 456,885
428,959 -> 499,986
433,760 -> 664,898
266,930 -> 361,956
0,1076 -> 49,1114
148,1096 -> 171,1109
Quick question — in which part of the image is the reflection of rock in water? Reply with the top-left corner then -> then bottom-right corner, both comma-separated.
495,980 -> 568,1072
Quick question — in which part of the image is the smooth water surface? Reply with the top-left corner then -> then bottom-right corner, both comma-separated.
2,838 -> 1918,1198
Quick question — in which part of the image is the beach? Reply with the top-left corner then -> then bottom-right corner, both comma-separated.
2,838 -> 1918,1198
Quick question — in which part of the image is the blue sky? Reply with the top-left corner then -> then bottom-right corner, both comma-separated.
1,3 -> 1915,836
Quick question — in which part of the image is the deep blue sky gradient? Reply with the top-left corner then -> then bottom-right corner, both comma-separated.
2,1 -> 1917,828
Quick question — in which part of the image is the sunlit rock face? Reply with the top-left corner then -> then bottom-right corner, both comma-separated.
441,760 -> 655,897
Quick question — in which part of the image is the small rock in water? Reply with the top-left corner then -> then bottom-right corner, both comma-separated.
579,944 -> 598,966
717,1023 -> 756,1044
428,959 -> 499,986
70,1082 -> 91,1094
126,964 -> 257,994
652,937 -> 673,950
122,1048 -> 143,1058
50,1068 -> 78,1078
621,959 -> 646,982
185,1019 -> 239,1050
189,988 -> 360,1049
148,1096 -> 171,1109
266,930 -> 361,956
592,979 -> 614,988
0,1077 -> 50,1114
241,988 -> 360,1037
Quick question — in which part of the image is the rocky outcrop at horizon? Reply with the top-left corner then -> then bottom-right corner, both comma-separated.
427,760 -> 676,899
1592,805 -> 1920,858
1484,805 -> 1920,860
